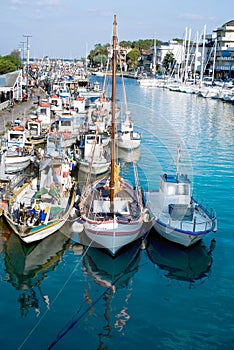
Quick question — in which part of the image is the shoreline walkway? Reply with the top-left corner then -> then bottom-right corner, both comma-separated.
0,87 -> 47,135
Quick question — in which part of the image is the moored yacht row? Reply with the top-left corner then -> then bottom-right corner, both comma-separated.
138,76 -> 234,102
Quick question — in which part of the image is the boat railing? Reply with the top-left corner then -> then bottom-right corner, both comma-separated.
167,214 -> 213,233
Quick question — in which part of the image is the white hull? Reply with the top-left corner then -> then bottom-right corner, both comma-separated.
5,156 -> 31,173
78,160 -> 110,175
83,220 -> 142,255
138,78 -> 159,87
13,218 -> 69,243
153,221 -> 204,247
116,139 -> 141,150
144,185 -> 216,248
4,186 -> 76,243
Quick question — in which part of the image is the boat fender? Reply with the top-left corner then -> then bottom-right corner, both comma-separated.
143,209 -> 150,222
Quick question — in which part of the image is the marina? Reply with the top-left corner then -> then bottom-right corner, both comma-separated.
0,35 -> 233,350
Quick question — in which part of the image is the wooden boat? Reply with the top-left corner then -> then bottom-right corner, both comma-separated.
78,16 -> 146,256
143,147 -> 217,247
3,156 -> 77,243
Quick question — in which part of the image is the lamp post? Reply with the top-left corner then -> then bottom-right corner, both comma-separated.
23,34 -> 32,95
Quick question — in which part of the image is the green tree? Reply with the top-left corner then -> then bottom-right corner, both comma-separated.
126,48 -> 141,70
162,52 -> 175,74
172,38 -> 183,43
119,40 -> 132,48
0,55 -> 21,74
88,44 -> 109,67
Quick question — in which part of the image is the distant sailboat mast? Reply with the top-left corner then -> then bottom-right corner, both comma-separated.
212,38 -> 217,83
152,34 -> 157,76
200,24 -> 206,86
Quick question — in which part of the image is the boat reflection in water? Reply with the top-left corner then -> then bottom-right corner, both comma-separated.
117,147 -> 141,165
146,230 -> 215,285
4,230 -> 71,316
81,238 -> 142,347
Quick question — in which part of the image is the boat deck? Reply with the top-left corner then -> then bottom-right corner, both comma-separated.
144,191 -> 213,233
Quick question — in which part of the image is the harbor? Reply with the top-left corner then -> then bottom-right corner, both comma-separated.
0,20 -> 233,349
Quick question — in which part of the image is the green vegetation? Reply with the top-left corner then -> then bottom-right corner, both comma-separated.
126,48 -> 141,70
162,52 -> 175,74
0,51 -> 22,74
88,43 -> 109,67
88,39 -> 162,68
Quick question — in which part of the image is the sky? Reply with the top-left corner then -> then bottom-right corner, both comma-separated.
0,0 -> 233,59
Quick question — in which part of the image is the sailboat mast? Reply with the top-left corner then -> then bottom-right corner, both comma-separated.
110,15 -> 117,205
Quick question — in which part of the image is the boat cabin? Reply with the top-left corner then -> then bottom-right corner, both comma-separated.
53,115 -> 73,133
78,133 -> 102,159
49,94 -> 63,113
26,119 -> 42,137
36,101 -> 51,128
73,96 -> 86,113
158,173 -> 192,215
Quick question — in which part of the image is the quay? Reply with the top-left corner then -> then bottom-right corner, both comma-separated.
0,87 -> 47,134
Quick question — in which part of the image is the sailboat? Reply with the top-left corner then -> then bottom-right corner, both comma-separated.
137,34 -> 159,88
78,15 -> 146,256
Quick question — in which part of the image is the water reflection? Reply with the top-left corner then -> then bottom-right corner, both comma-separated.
146,230 -> 215,285
81,239 -> 142,348
4,231 -> 71,316
117,147 -> 141,164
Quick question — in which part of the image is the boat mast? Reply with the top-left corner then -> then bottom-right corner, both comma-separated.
152,33 -> 157,76
110,14 -> 117,207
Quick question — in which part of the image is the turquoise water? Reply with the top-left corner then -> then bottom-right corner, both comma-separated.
0,77 -> 233,349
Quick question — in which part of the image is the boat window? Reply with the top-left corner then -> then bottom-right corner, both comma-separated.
167,185 -> 175,195
176,184 -> 189,195
61,121 -> 71,127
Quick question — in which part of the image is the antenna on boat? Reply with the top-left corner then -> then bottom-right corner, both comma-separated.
176,145 -> 181,178
110,14 -> 117,209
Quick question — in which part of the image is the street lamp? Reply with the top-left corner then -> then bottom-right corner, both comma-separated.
23,34 -> 32,95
